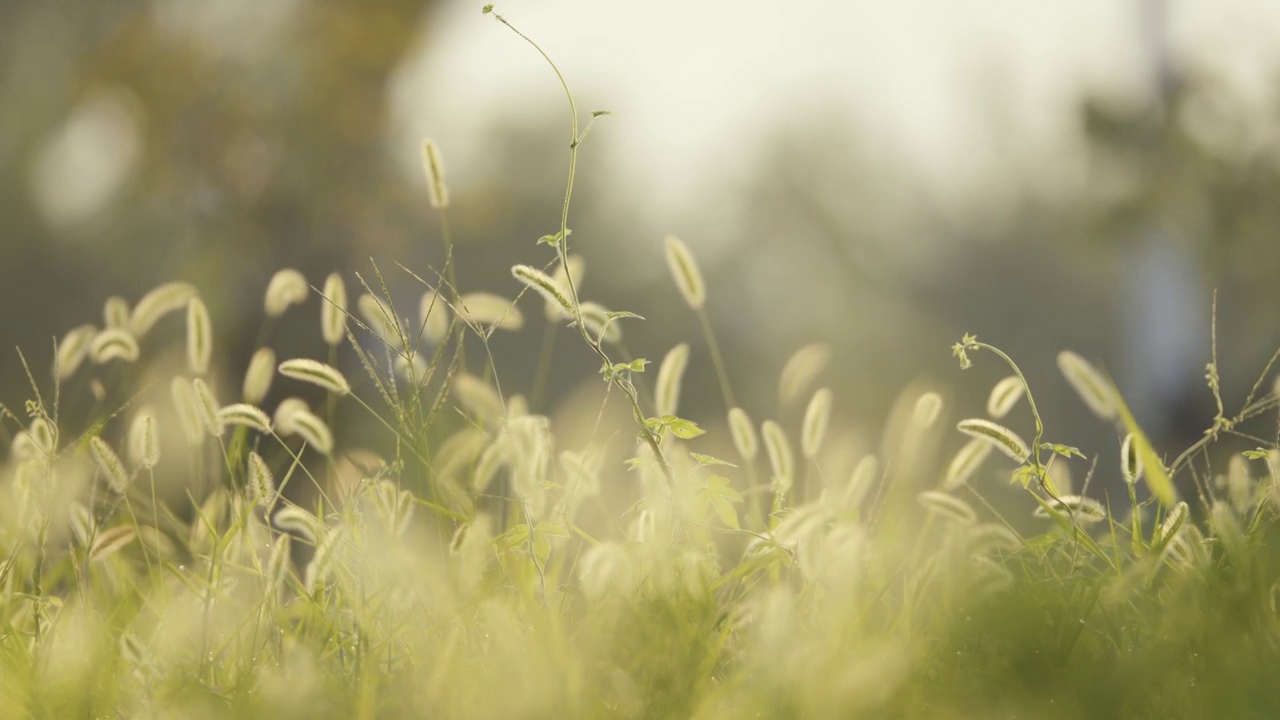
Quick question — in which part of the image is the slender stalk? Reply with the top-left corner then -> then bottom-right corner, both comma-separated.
698,308 -> 736,412
492,12 -> 674,483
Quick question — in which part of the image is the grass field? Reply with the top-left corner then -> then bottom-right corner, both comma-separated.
3,8 -> 1280,719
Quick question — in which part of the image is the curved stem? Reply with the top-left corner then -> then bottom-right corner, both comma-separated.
493,12 -> 674,483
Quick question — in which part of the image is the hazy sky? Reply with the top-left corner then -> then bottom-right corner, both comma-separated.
392,1 -> 1146,212
390,0 -> 1280,222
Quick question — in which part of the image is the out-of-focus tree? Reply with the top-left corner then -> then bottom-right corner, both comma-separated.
0,0 -> 440,388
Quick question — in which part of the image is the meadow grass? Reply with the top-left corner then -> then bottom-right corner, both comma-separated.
4,8 -> 1280,718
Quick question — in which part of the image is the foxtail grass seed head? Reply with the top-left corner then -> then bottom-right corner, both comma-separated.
512,264 -> 574,318
321,272 -> 348,345
913,391 -> 943,428
801,388 -> 833,459
452,373 -> 506,426
191,378 -> 224,438
278,358 -> 350,396
394,352 -> 428,382
265,533 -> 292,593
779,343 -> 832,407
473,439 -> 509,493
247,451 -> 275,505
577,302 -> 622,344
29,418 -> 55,456
11,432 -> 37,463
1057,350 -> 1117,420
103,296 -> 129,329
1156,501 -> 1189,545
918,490 -> 977,524
1033,495 -> 1106,523
243,347 -> 276,404
217,403 -> 272,434
55,324 -> 97,379
264,269 -> 308,318
272,506 -> 319,545
170,377 -> 205,447
90,436 -> 130,493
273,397 -> 310,436
1228,454 -> 1252,512
1211,501 -> 1245,557
459,292 -> 524,332
761,420 -> 794,493
418,289 -> 450,344
727,407 -> 758,461
422,138 -> 449,209
664,235 -> 706,310
89,526 -> 137,562
357,293 -> 404,345
507,394 -> 529,420
986,376 -> 1024,419
306,527 -> 344,592
943,438 -> 993,490
129,281 -> 196,337
69,503 -> 94,547
843,455 -> 879,512
545,255 -> 585,321
656,343 -> 690,418
128,408 -> 159,470
186,297 -> 212,375
1120,433 -> 1142,485
291,409 -> 334,454
957,418 -> 1030,463
90,328 -> 140,364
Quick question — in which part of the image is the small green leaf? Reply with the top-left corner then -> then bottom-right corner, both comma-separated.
623,456 -> 651,471
1041,443 -> 1085,460
709,495 -> 740,529
537,228 -> 572,247
500,524 -> 530,550
533,534 -> 551,563
481,3 -> 494,13
606,311 -> 645,321
536,521 -> 570,538
1011,465 -> 1038,489
706,475 -> 743,503
1243,448 -> 1271,460
627,358 -> 649,373
691,452 -> 737,468
666,417 -> 705,440
591,110 -> 615,118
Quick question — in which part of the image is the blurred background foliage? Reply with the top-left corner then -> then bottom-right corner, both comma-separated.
3,0 -> 1279,499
